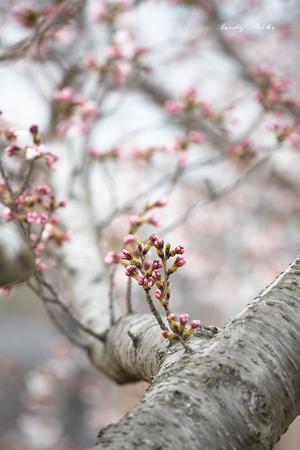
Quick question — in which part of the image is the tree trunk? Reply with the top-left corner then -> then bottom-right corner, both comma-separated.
91,257 -> 300,450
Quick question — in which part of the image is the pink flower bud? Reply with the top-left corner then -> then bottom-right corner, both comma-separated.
35,258 -> 47,272
174,256 -> 186,267
119,249 -> 132,260
3,207 -> 14,221
0,286 -> 12,297
155,290 -> 163,300
29,124 -> 39,135
167,313 -> 176,322
191,319 -> 201,329
129,215 -> 142,226
154,197 -> 168,207
36,184 -> 51,195
152,260 -> 162,269
151,270 -> 161,281
104,251 -> 119,265
124,234 -> 136,245
143,259 -> 152,270
189,131 -> 206,144
161,330 -> 170,338
179,313 -> 190,325
175,245 -> 184,255
125,265 -> 138,278
153,237 -> 164,250
138,276 -> 147,286
5,145 -> 20,157
147,213 -> 160,227
149,233 -> 159,244
164,100 -> 183,114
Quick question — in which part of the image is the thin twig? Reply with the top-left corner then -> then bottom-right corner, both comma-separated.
126,277 -> 133,314
43,299 -> 89,350
35,273 -> 106,342
144,289 -> 166,331
160,153 -> 272,235
109,266 -> 116,325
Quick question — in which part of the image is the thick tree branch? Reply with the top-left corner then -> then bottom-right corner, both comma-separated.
93,256 -> 300,450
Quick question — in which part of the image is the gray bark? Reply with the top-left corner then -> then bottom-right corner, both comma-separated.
93,257 -> 300,450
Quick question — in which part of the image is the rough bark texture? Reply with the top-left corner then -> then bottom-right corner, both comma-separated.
92,256 -> 300,450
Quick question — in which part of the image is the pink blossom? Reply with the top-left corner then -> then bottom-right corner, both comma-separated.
26,144 -> 46,160
125,265 -> 138,277
13,5 -> 40,28
35,258 -> 47,272
26,212 -> 38,223
35,243 -> 45,257
167,313 -> 176,321
161,330 -> 171,338
164,100 -> 183,114
174,256 -> 186,267
153,237 -> 164,249
178,152 -> 188,167
152,260 -> 163,269
289,132 -> 300,149
153,197 -> 168,208
189,131 -> 207,144
138,276 -> 147,286
200,100 -> 212,116
45,153 -> 59,169
82,54 -> 97,70
143,259 -> 153,270
54,87 -> 74,103
151,270 -> 161,281
82,101 -> 98,122
0,286 -> 12,297
119,249 -> 132,260
87,147 -> 99,158
155,290 -> 163,300
5,145 -> 20,157
129,215 -> 142,226
149,233 -> 159,244
175,245 -> 184,255
123,234 -> 136,245
179,313 -> 190,325
191,319 -> 201,329
36,184 -> 52,195
147,214 -> 160,227
2,207 -> 14,221
104,251 -> 119,265
112,61 -> 131,85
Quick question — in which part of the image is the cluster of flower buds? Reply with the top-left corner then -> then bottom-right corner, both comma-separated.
82,31 -> 150,86
162,313 -> 201,341
270,121 -> 300,150
228,138 -> 257,161
0,120 -> 70,273
13,2 -> 77,29
2,183 -> 69,272
118,234 -> 185,308
131,145 -> 166,164
3,124 -> 58,168
95,0 -> 132,23
13,4 -> 50,28
249,65 -> 294,111
165,87 -> 226,125
88,146 -> 120,161
53,87 -> 98,136
127,197 -> 167,234
173,131 -> 207,166
104,200 -> 201,344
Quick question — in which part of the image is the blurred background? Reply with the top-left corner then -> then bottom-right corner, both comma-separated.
1,0 -> 300,448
